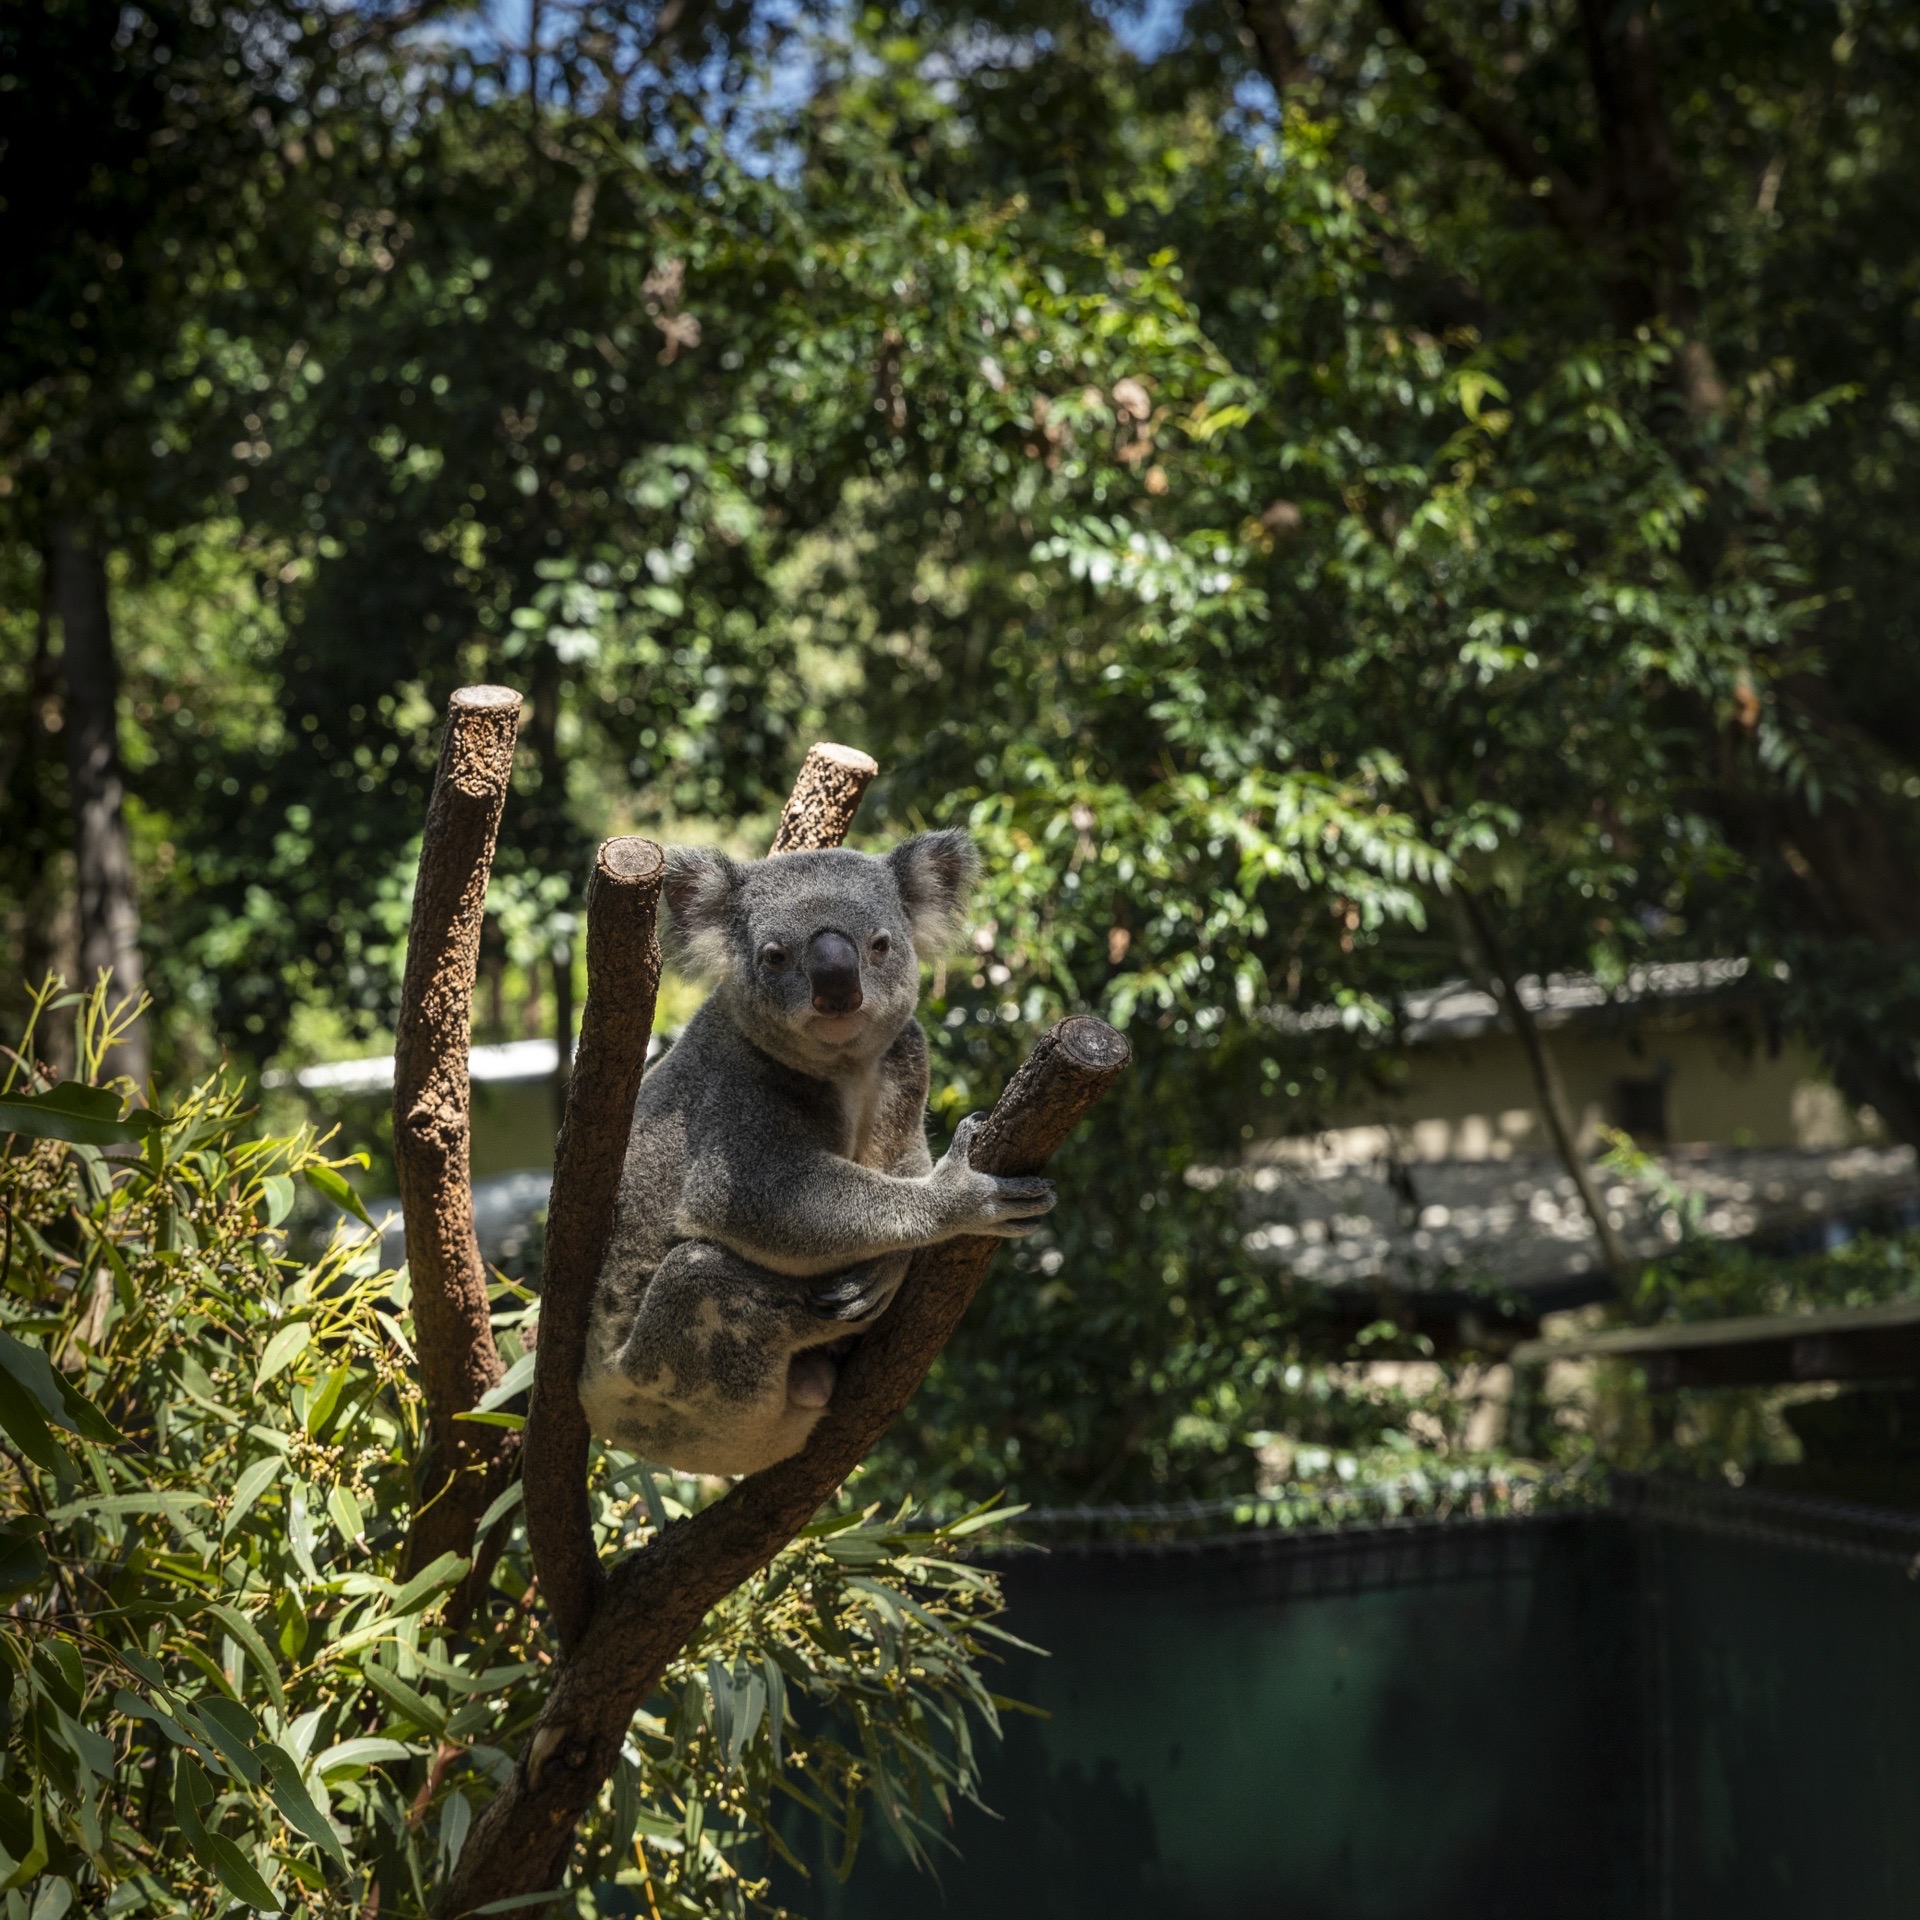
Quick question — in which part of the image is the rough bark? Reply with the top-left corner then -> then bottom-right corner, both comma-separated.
445,1015 -> 1129,1916
550,935 -> 575,1135
394,686 -> 524,1591
523,837 -> 664,1655
50,521 -> 147,1087
769,742 -> 879,854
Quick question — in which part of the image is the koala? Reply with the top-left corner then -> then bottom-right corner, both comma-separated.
579,830 -> 1055,1476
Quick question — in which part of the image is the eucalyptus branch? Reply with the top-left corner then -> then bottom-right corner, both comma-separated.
524,836 -> 666,1655
447,742 -> 1126,1912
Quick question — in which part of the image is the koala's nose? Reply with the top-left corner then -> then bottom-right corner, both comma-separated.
806,930 -> 864,1014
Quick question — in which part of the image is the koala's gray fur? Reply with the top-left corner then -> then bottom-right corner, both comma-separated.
580,830 -> 1055,1475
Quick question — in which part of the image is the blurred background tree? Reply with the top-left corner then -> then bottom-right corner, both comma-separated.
5,0 -> 1920,1507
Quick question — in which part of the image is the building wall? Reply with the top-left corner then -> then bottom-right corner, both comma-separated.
327,1009 -> 1874,1181
1306,1019 -> 1865,1164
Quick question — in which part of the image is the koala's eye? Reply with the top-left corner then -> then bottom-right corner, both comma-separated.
759,942 -> 791,972
870,931 -> 892,958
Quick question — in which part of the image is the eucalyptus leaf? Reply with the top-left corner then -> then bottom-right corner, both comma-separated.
301,1164 -> 372,1228
471,1350 -> 536,1414
362,1661 -> 446,1736
0,1082 -> 157,1147
261,1745 -> 350,1873
0,1534 -> 49,1596
0,1367 -> 72,1477
0,1334 -> 81,1434
326,1482 -> 363,1545
207,1603 -> 287,1714
314,1738 -> 417,1780
387,1551 -> 469,1618
223,1456 -> 283,1537
199,1831 -> 283,1914
259,1175 -> 296,1228
253,1322 -> 311,1390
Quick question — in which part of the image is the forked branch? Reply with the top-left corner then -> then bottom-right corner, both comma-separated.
522,747 -> 866,1653
445,1015 -> 1128,1914
445,740 -> 1127,1913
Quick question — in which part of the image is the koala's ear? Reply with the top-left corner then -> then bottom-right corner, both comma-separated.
886,830 -> 979,952
663,846 -> 744,978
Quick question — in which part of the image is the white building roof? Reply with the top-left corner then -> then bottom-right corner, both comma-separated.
269,1032 -> 666,1095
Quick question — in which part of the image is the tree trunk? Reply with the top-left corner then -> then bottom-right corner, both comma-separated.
50,520 -> 147,1087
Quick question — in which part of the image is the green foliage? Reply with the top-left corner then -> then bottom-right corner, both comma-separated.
10,0 -> 1920,1524
0,983 -> 1017,1916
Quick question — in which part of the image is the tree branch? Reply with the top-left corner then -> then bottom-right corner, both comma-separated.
1232,0 -> 1305,91
524,836 -> 665,1655
769,742 -> 878,854
1371,0 -> 1601,247
1452,884 -> 1633,1291
445,1014 -> 1129,1915
393,685 -> 523,1590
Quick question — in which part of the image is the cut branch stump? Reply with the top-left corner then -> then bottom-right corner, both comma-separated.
769,742 -> 878,854
393,686 -> 523,1590
524,836 -> 665,1655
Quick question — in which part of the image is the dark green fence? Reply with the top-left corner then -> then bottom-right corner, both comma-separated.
776,1482 -> 1920,1919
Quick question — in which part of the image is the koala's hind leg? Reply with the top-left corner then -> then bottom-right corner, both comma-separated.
603,1242 -> 905,1477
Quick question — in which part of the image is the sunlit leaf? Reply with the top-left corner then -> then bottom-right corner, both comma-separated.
472,1350 -> 536,1414
302,1163 -> 372,1227
224,1455 -> 283,1537
315,1738 -> 417,1780
259,1174 -> 296,1228
262,1744 -> 351,1872
207,1602 -> 287,1713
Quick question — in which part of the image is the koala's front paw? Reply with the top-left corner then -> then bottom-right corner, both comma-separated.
933,1114 -> 1056,1239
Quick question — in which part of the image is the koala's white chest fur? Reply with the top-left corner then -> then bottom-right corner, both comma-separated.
837,1060 -> 888,1166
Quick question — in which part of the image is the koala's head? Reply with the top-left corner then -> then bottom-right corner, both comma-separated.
664,830 -> 978,1073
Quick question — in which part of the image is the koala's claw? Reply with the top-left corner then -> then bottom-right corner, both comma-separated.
808,1271 -> 893,1322
961,1171 -> 1054,1237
